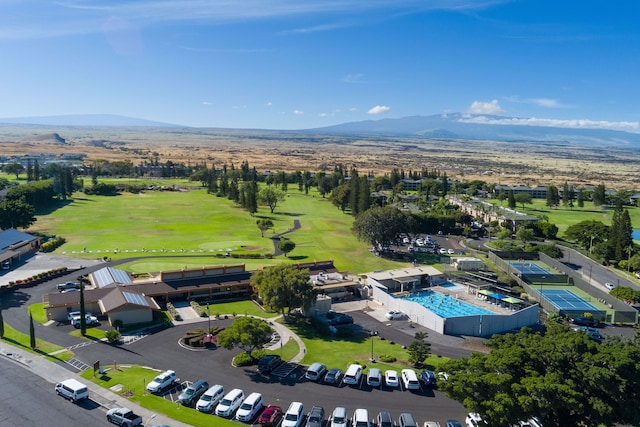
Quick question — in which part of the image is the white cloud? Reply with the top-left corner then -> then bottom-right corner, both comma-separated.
293,109 -> 304,115
202,101 -> 212,105
466,100 -> 506,115
343,73 -> 365,83
349,107 -> 359,112
319,112 -> 333,117
506,95 -> 570,109
264,102 -> 273,107
459,115 -> 640,132
3,0 -> 501,40
368,105 -> 390,115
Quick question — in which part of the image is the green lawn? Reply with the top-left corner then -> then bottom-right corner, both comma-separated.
287,318 -> 448,373
29,182 -> 404,274
488,198 -> 640,236
203,300 -> 279,319
0,324 -> 74,362
82,365 -> 237,427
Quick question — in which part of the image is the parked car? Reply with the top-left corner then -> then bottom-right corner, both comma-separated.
71,314 -> 99,328
446,420 -> 464,427
353,409 -> 371,427
146,370 -> 177,393
366,368 -> 382,387
420,369 -> 437,387
328,313 -> 353,326
106,408 -> 142,427
196,384 -> 224,412
305,406 -> 325,427
571,316 -> 599,327
604,282 -> 616,291
57,281 -> 81,291
377,412 -> 394,427
215,388 -> 245,418
425,422 -> 442,427
323,368 -> 343,385
384,310 -> 406,320
236,392 -> 264,422
384,370 -> 399,388
178,379 -> 209,406
55,378 -> 89,402
439,248 -> 448,254
305,362 -> 327,382
258,405 -> 283,427
330,407 -> 348,427
573,326 -> 604,342
282,401 -> 304,427
447,248 -> 456,255
401,369 -> 421,390
258,354 -> 283,374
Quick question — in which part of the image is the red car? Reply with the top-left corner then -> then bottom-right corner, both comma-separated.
258,405 -> 283,426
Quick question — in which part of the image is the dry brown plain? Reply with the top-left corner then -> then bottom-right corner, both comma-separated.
1,125 -> 639,190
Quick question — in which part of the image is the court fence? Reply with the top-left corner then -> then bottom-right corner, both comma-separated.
488,251 -> 637,324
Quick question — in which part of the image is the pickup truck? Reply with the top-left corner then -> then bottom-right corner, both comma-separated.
106,407 -> 143,427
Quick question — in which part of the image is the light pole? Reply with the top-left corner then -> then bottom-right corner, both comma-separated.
370,330 -> 378,362
207,303 -> 211,334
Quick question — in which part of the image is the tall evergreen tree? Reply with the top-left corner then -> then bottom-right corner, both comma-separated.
0,305 -> 4,339
29,312 -> 36,349
593,183 -> 606,207
349,169 -> 360,216
507,190 -> 516,210
609,202 -> 633,261
357,175 -> 370,214
546,185 -> 560,207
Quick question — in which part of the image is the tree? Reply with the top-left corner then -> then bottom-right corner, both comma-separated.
514,192 -> 532,209
277,238 -> 296,257
564,220 -> 609,250
407,331 -> 431,367
3,162 -> 24,179
546,185 -> 560,208
592,183 -> 606,207
216,316 -> 273,358
79,282 -> 86,336
29,312 -> 36,349
105,329 -> 121,344
258,187 -> 286,214
609,202 -> 633,261
0,305 -> 4,339
256,219 -> 274,237
351,206 -> 409,248
439,325 -> 640,427
507,190 -> 516,210
251,264 -> 315,319
330,183 -> 351,212
0,196 -> 36,230
515,227 -> 535,244
610,286 -> 640,304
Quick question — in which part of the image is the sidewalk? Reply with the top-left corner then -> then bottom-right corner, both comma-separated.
0,343 -> 192,427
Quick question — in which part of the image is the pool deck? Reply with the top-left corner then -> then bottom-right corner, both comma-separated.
410,284 -> 520,315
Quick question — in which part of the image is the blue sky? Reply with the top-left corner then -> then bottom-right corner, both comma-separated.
0,0 -> 639,131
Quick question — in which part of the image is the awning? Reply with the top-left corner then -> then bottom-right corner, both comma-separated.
502,297 -> 522,304
489,293 -> 505,300
478,289 -> 492,295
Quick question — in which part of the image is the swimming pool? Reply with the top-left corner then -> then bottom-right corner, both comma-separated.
401,290 -> 495,318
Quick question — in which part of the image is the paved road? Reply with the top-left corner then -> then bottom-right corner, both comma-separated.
0,356 -> 107,427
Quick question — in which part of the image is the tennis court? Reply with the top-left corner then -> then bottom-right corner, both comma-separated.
538,289 -> 598,311
509,262 -> 553,275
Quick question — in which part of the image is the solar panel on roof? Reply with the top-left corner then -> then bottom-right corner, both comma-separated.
123,291 -> 149,307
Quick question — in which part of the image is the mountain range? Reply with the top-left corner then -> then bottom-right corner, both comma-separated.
1,113 -> 639,147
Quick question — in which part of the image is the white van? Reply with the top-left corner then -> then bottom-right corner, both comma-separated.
342,364 -> 363,386
215,388 -> 244,418
196,384 -> 224,413
55,378 -> 89,402
352,408 -> 371,427
235,392 -> 264,422
401,369 -> 420,390
282,401 -> 304,427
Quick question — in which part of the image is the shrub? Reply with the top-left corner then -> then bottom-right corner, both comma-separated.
41,236 -> 66,252
233,352 -> 256,366
105,329 -> 121,344
112,319 -> 124,329
379,354 -> 397,363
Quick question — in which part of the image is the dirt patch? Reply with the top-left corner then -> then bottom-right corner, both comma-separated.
462,337 -> 491,353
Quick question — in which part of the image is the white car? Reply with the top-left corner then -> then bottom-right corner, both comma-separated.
146,370 -> 177,393
447,248 -> 456,255
604,282 -> 616,291
385,311 -> 405,320
384,370 -> 399,388
439,248 -> 448,254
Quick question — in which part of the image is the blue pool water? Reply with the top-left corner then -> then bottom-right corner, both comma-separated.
402,290 -> 495,318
